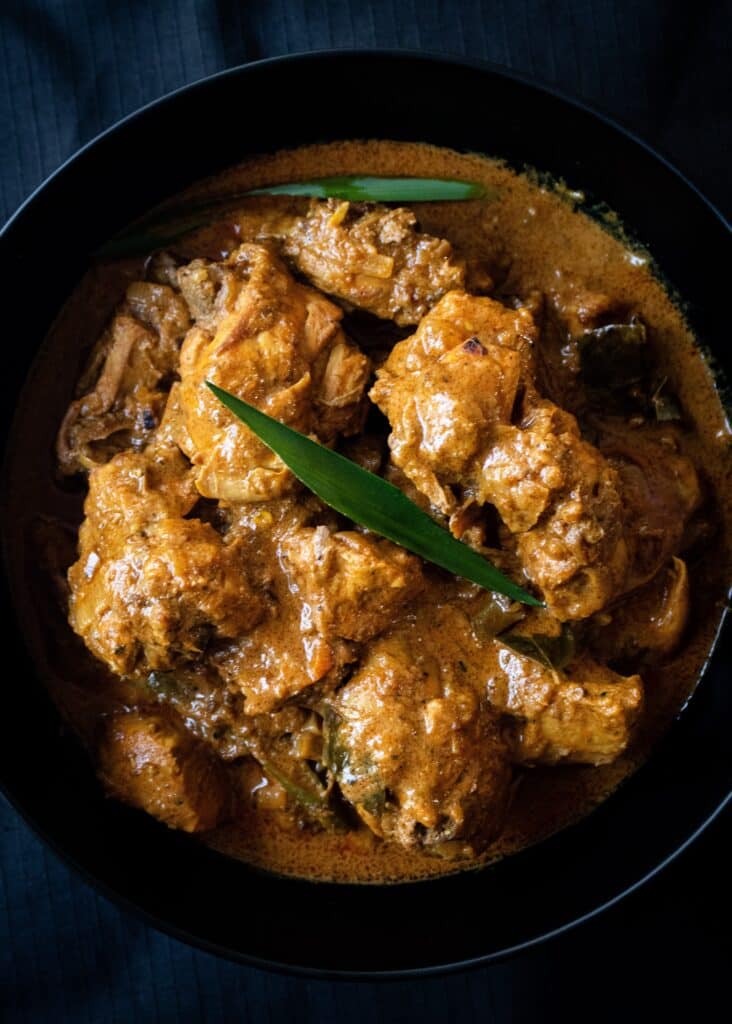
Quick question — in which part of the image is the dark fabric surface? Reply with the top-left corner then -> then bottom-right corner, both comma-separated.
1,1 -> 730,1021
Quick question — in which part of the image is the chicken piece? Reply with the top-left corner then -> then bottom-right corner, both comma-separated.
177,257 -> 240,332
70,516 -> 263,677
598,424 -> 701,589
177,244 -> 371,502
190,500 -> 359,715
510,418 -> 699,620
313,340 -> 373,437
57,283 -> 190,473
78,439 -> 198,546
279,526 -> 424,643
212,617 -> 356,715
496,403 -> 630,620
227,196 -> 467,325
377,289 -> 537,379
97,709 -> 230,831
325,604 -> 511,851
487,648 -> 643,765
68,433 -> 264,677
282,199 -> 466,325
590,557 -> 690,663
370,291 -> 534,513
372,292 -> 629,618
124,280 -> 191,343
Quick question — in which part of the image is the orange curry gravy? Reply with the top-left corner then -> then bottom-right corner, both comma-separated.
6,141 -> 731,883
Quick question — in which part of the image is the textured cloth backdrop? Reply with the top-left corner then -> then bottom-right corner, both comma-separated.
1,2 -> 730,1022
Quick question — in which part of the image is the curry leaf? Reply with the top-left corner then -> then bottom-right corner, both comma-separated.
578,317 -> 649,391
323,709 -> 385,815
206,382 -> 542,607
471,592 -> 526,641
245,176 -> 489,201
322,709 -> 351,780
96,217 -> 222,260
258,756 -> 351,830
650,377 -> 682,422
258,758 -> 329,810
146,671 -> 181,699
95,176 -> 491,259
498,624 -> 576,672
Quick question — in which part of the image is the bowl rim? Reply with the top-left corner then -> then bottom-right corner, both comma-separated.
1,48 -> 730,979
4,762 -> 729,981
2,48 -> 730,240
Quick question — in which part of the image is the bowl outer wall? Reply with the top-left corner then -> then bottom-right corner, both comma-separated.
0,51 -> 730,978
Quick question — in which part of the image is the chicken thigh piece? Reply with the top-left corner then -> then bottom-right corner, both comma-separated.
223,196 -> 468,325
68,433 -> 264,678
325,592 -> 644,849
371,291 -> 628,617
495,402 -> 629,620
324,603 -> 512,851
278,526 -> 424,643
370,291 -> 536,512
97,709 -> 231,832
282,199 -> 467,325
176,244 -> 371,502
486,646 -> 643,765
74,433 -> 198,545
212,523 -> 424,716
589,557 -> 690,663
71,517 -> 264,677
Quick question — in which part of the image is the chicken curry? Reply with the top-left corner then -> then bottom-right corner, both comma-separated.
8,141 -> 731,882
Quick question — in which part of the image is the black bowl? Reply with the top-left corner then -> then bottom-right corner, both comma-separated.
1,51 -> 730,978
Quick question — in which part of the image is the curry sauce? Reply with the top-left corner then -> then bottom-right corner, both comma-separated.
5,141 -> 731,883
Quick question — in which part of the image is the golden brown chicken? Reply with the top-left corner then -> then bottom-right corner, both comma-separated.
371,293 -> 534,499
486,647 -> 643,765
325,603 -> 511,850
372,294 -> 532,513
323,591 -> 642,848
227,196 -> 468,324
68,436 -> 263,678
97,709 -> 231,832
279,526 -> 425,642
282,199 -> 467,325
371,291 -> 699,621
176,243 -> 371,502
211,524 -> 424,715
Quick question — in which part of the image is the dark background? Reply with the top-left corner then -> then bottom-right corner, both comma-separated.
1,1 -> 729,1021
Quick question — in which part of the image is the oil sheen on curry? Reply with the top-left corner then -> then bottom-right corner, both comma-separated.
13,141 -> 731,883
